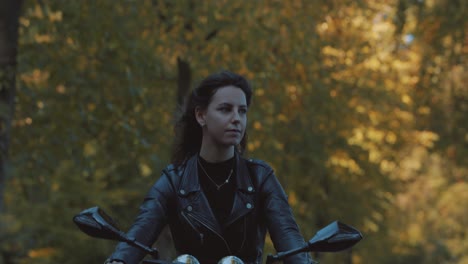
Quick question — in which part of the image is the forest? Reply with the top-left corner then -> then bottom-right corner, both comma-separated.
0,0 -> 466,263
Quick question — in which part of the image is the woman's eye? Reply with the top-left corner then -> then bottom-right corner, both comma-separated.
239,108 -> 247,114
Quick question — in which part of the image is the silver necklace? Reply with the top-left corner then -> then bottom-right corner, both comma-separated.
197,158 -> 234,191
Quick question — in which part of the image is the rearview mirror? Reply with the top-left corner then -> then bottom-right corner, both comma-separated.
73,206 -> 125,241
266,220 -> 362,264
308,221 -> 362,252
73,206 -> 159,258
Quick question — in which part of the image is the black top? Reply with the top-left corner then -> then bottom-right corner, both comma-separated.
197,156 -> 236,225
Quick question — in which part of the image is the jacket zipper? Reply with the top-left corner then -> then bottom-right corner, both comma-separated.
185,211 -> 232,254
236,217 -> 247,253
181,211 -> 205,245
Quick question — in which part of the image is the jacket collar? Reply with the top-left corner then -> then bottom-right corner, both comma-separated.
178,152 -> 255,194
177,154 -> 200,195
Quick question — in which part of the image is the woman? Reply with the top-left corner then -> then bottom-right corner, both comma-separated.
106,70 -> 311,264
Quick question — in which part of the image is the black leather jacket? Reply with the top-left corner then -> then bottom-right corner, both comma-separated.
108,154 -> 311,264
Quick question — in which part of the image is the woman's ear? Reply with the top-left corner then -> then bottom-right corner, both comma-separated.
195,106 -> 206,127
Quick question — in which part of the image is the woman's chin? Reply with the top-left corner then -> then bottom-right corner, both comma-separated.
221,140 -> 241,147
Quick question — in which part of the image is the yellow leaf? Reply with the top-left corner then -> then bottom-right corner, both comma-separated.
416,130 -> 439,148
253,121 -> 262,130
49,11 -> 63,22
51,182 -> 59,192
87,103 -> 96,111
417,106 -> 430,115
83,141 -> 97,157
407,223 -> 423,245
385,132 -> 397,144
20,17 -> 30,27
28,247 -> 56,258
33,4 -> 44,19
34,34 -> 53,43
288,191 -> 298,207
328,152 -> 364,175
380,160 -> 396,173
255,88 -> 265,96
56,84 -> 66,94
273,141 -> 284,151
366,128 -> 385,142
401,94 -> 412,105
247,142 -> 255,152
276,114 -> 288,122
139,163 -> 152,177
363,218 -> 379,232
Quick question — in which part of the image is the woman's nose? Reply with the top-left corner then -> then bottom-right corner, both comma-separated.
231,111 -> 241,122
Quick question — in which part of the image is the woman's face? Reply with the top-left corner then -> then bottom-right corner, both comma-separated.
196,85 -> 248,149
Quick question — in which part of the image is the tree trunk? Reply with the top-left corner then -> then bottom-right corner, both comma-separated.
176,57 -> 191,107
154,57 -> 192,261
0,0 -> 22,214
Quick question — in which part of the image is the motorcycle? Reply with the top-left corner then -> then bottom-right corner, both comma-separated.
73,206 -> 363,264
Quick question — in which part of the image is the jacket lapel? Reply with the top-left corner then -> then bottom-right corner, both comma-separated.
224,155 -> 256,227
178,155 -> 222,235
177,154 -> 256,232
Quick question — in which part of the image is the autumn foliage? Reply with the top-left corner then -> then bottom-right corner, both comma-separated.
0,0 -> 466,263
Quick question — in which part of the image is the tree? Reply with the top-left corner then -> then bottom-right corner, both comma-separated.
0,1 -> 23,262
0,0 -> 22,215
4,0 -> 467,263
381,0 -> 468,262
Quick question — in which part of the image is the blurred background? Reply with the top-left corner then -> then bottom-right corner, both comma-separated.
0,0 -> 466,263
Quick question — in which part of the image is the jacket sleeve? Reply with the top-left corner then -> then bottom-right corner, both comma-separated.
106,172 -> 174,264
262,169 -> 312,264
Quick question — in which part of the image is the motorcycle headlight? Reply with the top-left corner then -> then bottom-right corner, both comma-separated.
174,254 -> 200,264
217,256 -> 244,264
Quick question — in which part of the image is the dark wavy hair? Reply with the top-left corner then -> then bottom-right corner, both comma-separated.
171,70 -> 253,165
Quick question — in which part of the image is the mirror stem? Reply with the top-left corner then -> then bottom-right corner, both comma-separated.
266,245 -> 310,264
123,236 -> 159,259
